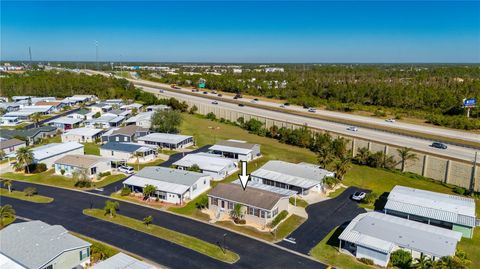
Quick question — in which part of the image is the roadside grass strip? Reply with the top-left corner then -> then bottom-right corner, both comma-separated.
83,209 -> 240,264
0,188 -> 53,203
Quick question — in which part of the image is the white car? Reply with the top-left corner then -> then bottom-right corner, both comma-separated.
211,101 -> 219,105
308,108 -> 316,112
347,126 -> 358,132
118,165 -> 134,174
351,191 -> 366,201
385,118 -> 396,123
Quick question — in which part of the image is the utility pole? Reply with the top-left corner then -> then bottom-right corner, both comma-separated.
471,152 -> 478,193
95,40 -> 99,70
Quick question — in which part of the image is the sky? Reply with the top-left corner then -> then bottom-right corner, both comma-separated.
1,1 -> 479,63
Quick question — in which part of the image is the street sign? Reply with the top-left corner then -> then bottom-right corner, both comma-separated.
463,98 -> 476,107
198,83 -> 206,88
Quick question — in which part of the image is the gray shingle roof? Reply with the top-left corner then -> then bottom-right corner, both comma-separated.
101,142 -> 154,153
0,221 -> 91,269
0,126 -> 57,140
208,183 -> 286,210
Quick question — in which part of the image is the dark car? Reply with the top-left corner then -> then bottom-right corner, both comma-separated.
431,142 -> 448,149
284,102 -> 290,106
238,104 -> 245,107
217,94 -> 222,97
203,91 -> 208,94
253,98 -> 259,101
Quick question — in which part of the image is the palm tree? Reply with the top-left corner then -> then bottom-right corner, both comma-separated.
72,168 -> 89,182
333,156 -> 352,180
355,147 -> 370,165
3,180 -> 12,192
413,254 -> 433,269
230,204 -> 244,220
0,204 -> 16,227
132,151 -> 143,171
397,147 -> 418,172
16,147 -> 34,174
103,200 -> 119,217
31,112 -> 42,128
317,147 -> 334,169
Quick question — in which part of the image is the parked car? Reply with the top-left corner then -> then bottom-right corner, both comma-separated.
118,165 -> 134,174
238,104 -> 245,107
351,191 -> 366,201
431,142 -> 448,149
308,108 -> 316,112
346,126 -> 359,132
212,101 -> 218,105
385,118 -> 396,123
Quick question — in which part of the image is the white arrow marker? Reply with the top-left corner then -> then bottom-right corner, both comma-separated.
238,161 -> 250,191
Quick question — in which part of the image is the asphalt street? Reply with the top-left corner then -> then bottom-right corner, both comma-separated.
0,181 -> 327,269
277,187 -> 368,254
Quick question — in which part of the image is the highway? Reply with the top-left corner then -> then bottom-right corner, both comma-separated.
85,70 -> 478,162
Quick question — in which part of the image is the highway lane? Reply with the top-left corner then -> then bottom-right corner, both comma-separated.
1,181 -> 326,269
141,85 -> 477,162
83,70 -> 478,162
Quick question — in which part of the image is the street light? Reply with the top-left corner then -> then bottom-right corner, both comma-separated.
223,233 -> 228,253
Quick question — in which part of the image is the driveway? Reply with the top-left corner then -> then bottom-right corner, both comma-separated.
277,187 -> 368,254
1,181 -> 326,269
159,145 -> 211,167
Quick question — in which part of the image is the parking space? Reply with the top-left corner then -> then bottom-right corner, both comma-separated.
277,187 -> 369,254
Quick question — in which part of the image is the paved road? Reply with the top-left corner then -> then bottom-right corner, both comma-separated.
1,181 -> 326,269
85,70 -> 478,162
160,145 -> 211,167
277,187 -> 368,254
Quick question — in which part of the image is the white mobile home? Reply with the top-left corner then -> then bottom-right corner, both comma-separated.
173,153 -> 237,180
137,132 -> 194,149
123,166 -> 211,205
208,139 -> 261,162
32,142 -> 84,168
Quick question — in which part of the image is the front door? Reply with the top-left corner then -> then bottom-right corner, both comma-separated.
221,200 -> 225,208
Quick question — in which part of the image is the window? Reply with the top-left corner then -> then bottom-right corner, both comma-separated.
111,151 -> 114,156
42,265 -> 53,269
272,208 -> 278,217
115,137 -> 119,142
228,201 -> 233,209
211,198 -> 218,206
90,167 -> 97,175
124,137 -> 127,142
80,248 -> 89,260
192,183 -> 197,191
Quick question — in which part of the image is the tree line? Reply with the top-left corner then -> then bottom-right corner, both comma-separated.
144,64 -> 480,130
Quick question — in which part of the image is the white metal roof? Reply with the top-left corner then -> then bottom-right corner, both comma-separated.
0,221 -> 90,269
32,142 -> 84,161
91,252 -> 155,269
63,127 -> 103,137
385,185 -> 476,227
4,111 -> 36,117
123,166 -> 209,195
208,144 -> 252,155
339,212 -> 462,257
251,160 -> 334,189
138,132 -> 192,145
173,153 -> 236,172
22,105 -> 54,113
47,116 -> 82,125
125,111 -> 154,124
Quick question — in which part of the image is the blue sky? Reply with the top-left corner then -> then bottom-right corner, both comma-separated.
1,1 -> 479,63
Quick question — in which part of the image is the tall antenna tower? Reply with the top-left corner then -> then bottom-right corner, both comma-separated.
29,47 -> 32,68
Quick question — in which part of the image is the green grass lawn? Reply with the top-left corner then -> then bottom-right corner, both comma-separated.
0,188 -> 53,203
310,227 -> 374,269
83,142 -> 100,155
289,197 -> 309,208
128,159 -> 165,171
168,193 -> 211,221
1,170 -> 126,190
327,187 -> 347,198
458,227 -> 480,269
84,209 -> 240,264
216,214 -> 305,242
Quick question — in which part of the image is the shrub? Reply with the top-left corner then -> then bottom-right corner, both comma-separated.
237,219 -> 246,224
120,187 -> 131,196
74,180 -> 92,188
358,257 -> 374,265
26,163 -> 47,174
389,249 -> 412,269
23,187 -> 37,196
453,186 -> 466,196
195,195 -> 208,209
269,210 -> 288,228
60,169 -> 65,175
324,176 -> 340,189
361,192 -> 379,205
206,112 -> 216,120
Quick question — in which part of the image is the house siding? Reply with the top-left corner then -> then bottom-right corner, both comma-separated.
40,246 -> 90,269
37,147 -> 84,168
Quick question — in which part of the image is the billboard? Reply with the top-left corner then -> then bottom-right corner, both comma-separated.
463,98 -> 477,108
198,83 -> 206,88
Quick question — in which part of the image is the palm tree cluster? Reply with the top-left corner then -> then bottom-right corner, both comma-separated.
0,204 -> 16,228
103,200 -> 119,217
311,133 -> 352,180
390,249 -> 471,269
